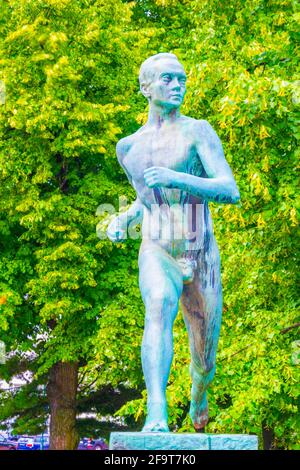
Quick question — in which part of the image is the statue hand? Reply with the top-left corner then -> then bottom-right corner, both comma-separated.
144,166 -> 179,189
106,216 -> 127,242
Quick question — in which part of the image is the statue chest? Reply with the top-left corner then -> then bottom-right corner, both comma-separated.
122,127 -> 207,208
123,129 -> 202,183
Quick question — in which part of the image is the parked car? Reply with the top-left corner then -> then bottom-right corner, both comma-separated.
34,435 -> 50,450
77,437 -> 108,450
17,435 -> 49,450
77,437 -> 93,450
8,435 -> 20,442
91,439 -> 108,450
0,434 -> 17,450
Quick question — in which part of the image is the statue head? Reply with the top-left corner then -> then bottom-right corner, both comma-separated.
139,53 -> 187,109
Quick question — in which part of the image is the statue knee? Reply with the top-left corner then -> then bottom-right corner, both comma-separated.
190,360 -> 215,378
203,362 -> 216,377
144,288 -> 178,326
145,286 -> 177,310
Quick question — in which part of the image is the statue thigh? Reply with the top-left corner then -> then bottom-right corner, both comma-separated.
138,246 -> 183,326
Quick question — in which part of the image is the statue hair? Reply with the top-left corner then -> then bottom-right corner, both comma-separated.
138,53 -> 182,89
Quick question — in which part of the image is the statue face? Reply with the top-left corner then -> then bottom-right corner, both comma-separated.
146,59 -> 187,109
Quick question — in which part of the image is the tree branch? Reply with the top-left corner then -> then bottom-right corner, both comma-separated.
280,322 -> 300,335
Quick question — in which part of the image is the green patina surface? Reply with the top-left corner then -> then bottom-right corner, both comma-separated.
109,432 -> 258,450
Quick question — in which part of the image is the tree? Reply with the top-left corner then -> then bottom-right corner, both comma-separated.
0,0 -> 153,449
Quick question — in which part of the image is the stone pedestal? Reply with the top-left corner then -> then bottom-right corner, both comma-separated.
109,432 -> 258,450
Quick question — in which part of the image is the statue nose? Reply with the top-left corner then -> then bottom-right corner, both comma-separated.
171,78 -> 181,90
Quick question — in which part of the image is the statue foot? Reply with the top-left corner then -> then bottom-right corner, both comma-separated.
142,401 -> 169,432
189,396 -> 209,431
142,420 -> 169,432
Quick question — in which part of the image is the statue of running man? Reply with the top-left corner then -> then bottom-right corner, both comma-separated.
106,53 -> 240,432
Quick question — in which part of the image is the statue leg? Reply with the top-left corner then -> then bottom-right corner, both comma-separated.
181,242 -> 222,431
139,244 -> 183,432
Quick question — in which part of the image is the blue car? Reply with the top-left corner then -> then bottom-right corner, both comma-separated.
17,435 -> 49,450
0,433 -> 17,450
77,437 -> 108,450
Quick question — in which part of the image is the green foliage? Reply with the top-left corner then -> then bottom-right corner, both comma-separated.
0,0 -> 151,433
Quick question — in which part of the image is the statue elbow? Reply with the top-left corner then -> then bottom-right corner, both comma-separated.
231,188 -> 240,204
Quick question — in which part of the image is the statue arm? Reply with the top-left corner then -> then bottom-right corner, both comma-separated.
144,120 -> 240,204
116,138 -> 144,225
119,196 -> 144,226
175,120 -> 240,203
106,138 -> 143,242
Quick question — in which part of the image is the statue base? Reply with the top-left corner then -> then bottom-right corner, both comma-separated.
109,432 -> 258,450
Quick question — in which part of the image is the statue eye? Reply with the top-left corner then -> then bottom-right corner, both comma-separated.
162,75 -> 171,82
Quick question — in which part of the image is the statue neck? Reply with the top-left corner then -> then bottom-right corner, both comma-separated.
146,103 -> 181,128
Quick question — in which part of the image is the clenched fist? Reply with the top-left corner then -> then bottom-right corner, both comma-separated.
144,166 -> 179,189
106,216 -> 127,242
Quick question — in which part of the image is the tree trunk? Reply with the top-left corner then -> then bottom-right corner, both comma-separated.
262,421 -> 274,450
47,361 -> 79,450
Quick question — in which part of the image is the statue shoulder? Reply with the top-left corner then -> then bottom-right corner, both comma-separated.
179,116 -> 212,137
189,118 -> 219,142
116,135 -> 134,163
116,127 -> 146,163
